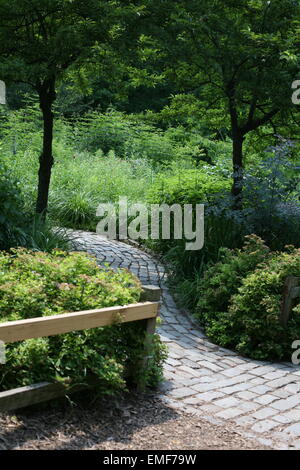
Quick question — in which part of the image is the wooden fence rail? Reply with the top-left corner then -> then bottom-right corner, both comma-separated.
0,285 -> 161,412
0,302 -> 159,343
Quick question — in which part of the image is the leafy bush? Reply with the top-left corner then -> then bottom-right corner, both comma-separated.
147,168 -> 230,206
196,235 -> 271,323
0,249 -> 166,392
195,235 -> 300,360
0,163 -> 27,250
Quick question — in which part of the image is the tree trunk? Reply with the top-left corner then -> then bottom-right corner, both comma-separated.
36,79 -> 56,216
231,129 -> 244,209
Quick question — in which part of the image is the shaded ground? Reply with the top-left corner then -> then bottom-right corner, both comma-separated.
0,392 -> 266,450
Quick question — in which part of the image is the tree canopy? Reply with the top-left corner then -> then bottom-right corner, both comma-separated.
1,0 -> 300,211
141,0 -> 300,201
0,0 -> 146,214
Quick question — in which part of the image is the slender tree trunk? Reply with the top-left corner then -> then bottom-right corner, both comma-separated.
36,79 -> 56,216
227,85 -> 245,209
231,128 -> 244,209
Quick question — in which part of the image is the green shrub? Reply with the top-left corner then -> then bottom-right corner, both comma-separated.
0,163 -> 27,250
0,249 -> 166,392
195,235 -> 300,360
147,168 -> 230,207
196,235 -> 271,323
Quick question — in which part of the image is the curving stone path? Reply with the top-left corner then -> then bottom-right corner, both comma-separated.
71,230 -> 300,450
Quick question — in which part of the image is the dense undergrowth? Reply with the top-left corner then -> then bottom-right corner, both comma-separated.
195,235 -> 300,360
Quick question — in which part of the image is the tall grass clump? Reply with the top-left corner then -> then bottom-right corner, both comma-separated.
49,151 -> 155,230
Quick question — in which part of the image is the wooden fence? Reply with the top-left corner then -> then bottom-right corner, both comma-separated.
0,285 -> 161,412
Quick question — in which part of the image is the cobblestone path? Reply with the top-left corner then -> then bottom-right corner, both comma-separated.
71,230 -> 300,450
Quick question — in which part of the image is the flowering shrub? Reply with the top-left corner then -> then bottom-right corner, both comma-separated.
0,249 -> 166,392
195,235 -> 300,360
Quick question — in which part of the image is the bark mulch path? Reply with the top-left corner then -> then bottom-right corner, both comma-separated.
0,392 -> 266,450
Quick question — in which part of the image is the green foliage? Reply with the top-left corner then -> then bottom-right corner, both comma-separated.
0,249 -> 166,392
0,249 -> 141,321
49,151 -> 155,231
146,166 -> 239,304
0,0 -> 149,214
73,109 -> 198,167
141,0 -> 300,201
196,235 -> 271,324
195,235 -> 300,360
0,156 -> 70,252
75,110 -> 141,155
3,107 -> 232,233
242,139 -> 300,250
164,211 -> 246,308
0,108 -> 158,228
27,216 -> 70,252
147,167 -> 230,206
0,163 -> 27,250
160,144 -> 300,310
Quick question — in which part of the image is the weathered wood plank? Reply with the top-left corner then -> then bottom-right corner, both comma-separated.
0,383 -> 64,412
0,302 -> 159,343
0,80 -> 6,105
0,382 -> 90,412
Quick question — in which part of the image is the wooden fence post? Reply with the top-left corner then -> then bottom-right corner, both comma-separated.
280,276 -> 300,328
140,285 -> 162,303
138,285 -> 162,391
141,286 -> 161,337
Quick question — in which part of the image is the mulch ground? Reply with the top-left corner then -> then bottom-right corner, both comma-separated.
0,392 -> 266,450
